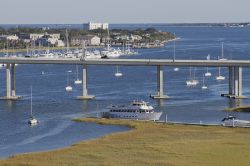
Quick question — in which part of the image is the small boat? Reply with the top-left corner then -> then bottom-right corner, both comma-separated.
201,74 -> 208,90
205,66 -> 212,77
221,116 -> 250,127
174,67 -> 179,71
41,71 -> 45,75
115,66 -> 123,77
65,71 -> 73,92
219,42 -> 227,61
186,67 -> 199,86
74,65 -> 82,84
101,100 -> 162,121
28,86 -> 38,126
216,67 -> 225,81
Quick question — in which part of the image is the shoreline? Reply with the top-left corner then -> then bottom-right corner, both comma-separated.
0,46 -> 104,54
1,118 -> 250,165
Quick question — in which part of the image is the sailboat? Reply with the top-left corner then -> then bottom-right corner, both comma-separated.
216,67 -> 225,81
115,66 -> 123,77
219,42 -> 227,61
205,67 -> 212,77
201,74 -> 208,90
65,71 -> 73,91
28,86 -> 38,126
173,35 -> 179,72
74,65 -> 82,84
186,67 -> 199,86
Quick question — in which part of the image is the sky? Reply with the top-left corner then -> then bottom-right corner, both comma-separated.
0,0 -> 249,24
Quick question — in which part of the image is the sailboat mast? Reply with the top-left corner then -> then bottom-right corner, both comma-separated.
203,74 -> 205,85
30,86 -> 33,116
222,42 -> 224,58
189,66 -> 192,80
174,39 -> 176,60
76,65 -> 79,80
67,72 -> 69,86
193,67 -> 196,80
66,29 -> 69,53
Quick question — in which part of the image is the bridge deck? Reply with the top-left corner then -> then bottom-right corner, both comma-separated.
0,57 -> 250,67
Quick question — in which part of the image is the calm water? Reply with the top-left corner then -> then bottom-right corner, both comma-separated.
1,24 -> 250,157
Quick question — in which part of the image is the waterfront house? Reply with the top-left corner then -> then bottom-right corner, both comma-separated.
71,35 -> 101,46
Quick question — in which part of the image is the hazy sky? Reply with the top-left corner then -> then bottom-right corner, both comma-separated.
0,0 -> 249,24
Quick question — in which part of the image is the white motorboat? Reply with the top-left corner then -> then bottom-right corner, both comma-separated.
101,30 -> 121,58
221,116 -> 250,127
28,86 -> 38,126
216,67 -> 225,81
101,100 -> 162,121
186,67 -> 199,86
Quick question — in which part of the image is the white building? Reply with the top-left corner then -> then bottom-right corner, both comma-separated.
83,22 -> 109,30
71,35 -> 101,46
7,35 -> 19,40
30,33 -> 60,40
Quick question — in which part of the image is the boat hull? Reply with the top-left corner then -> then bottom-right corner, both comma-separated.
222,120 -> 250,127
101,112 -> 162,121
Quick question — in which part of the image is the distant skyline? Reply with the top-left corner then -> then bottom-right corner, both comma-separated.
0,0 -> 249,24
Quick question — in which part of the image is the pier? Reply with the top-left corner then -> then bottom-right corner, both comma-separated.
0,57 -> 249,100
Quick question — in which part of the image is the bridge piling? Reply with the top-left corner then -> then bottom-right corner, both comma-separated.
0,63 -> 21,100
76,64 -> 95,100
222,66 -> 246,99
150,66 -> 169,99
11,64 -> 16,97
6,64 -> 11,98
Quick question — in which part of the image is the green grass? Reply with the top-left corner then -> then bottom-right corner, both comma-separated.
225,105 -> 250,112
1,118 -> 250,166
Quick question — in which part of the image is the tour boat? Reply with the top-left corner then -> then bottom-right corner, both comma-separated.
186,67 -> 199,86
114,66 -> 123,77
28,86 -> 38,126
101,100 -> 162,121
221,116 -> 250,127
65,71 -> 73,92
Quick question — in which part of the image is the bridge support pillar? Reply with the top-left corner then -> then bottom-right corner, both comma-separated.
6,64 -> 11,98
221,66 -> 246,99
76,64 -> 95,100
0,64 -> 21,100
11,64 -> 16,97
150,66 -> 169,99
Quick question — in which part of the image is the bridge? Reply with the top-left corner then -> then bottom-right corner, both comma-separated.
0,57 -> 248,100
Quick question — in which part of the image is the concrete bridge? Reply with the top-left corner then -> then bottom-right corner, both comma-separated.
0,57 -> 248,100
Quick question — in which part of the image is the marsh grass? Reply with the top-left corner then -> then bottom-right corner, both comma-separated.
225,105 -> 250,112
1,118 -> 250,166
